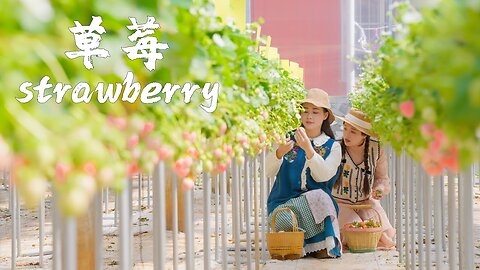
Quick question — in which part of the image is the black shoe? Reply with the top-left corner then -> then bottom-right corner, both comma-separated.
310,249 -> 331,259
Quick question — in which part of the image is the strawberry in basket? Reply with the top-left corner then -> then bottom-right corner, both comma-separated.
343,218 -> 382,253
346,219 -> 381,229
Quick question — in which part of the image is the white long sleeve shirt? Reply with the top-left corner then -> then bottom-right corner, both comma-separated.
266,133 -> 342,191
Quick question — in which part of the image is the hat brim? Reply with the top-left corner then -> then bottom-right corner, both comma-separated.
301,100 -> 335,124
335,115 -> 378,138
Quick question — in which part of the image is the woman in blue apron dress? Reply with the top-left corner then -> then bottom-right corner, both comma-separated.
266,88 -> 342,259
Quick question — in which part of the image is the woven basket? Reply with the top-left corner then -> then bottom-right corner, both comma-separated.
266,207 -> 304,260
342,204 -> 383,253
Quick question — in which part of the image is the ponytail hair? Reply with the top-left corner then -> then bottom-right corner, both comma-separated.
321,108 -> 335,140
362,136 -> 371,194
333,139 -> 347,189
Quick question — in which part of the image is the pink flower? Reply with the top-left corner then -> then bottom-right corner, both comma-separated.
399,101 -> 415,119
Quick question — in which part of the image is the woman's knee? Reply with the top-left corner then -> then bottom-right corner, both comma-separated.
338,206 -> 362,225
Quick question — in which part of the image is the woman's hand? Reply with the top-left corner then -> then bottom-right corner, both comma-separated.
276,139 -> 294,159
372,188 -> 383,200
294,127 -> 315,159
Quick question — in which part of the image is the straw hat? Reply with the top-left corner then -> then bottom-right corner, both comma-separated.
301,88 -> 335,124
336,108 -> 377,138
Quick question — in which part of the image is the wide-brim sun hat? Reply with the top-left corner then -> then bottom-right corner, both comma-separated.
336,108 -> 378,138
301,88 -> 335,124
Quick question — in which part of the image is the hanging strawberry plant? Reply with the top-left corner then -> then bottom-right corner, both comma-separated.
0,0 -> 304,215
351,0 -> 480,175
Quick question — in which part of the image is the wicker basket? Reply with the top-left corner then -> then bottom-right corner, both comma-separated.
266,207 -> 304,260
342,204 -> 383,253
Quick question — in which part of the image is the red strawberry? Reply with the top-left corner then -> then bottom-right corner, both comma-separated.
157,147 -> 173,160
217,163 -> 227,173
259,133 -> 267,143
187,147 -> 198,159
237,134 -> 249,146
131,148 -> 141,160
55,162 -> 71,182
422,158 -> 443,176
262,111 -> 269,120
83,161 -> 97,176
127,135 -> 139,149
224,145 -> 232,156
142,122 -> 155,135
441,146 -> 459,172
420,123 -> 435,138
399,101 -> 415,118
107,116 -> 127,130
147,138 -> 161,150
218,123 -> 227,135
182,132 -> 196,142
127,162 -> 140,176
174,158 -> 191,178
185,157 -> 193,167
214,148 -> 223,159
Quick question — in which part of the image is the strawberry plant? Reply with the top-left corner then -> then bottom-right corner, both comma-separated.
0,0 -> 305,215
351,0 -> 480,175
